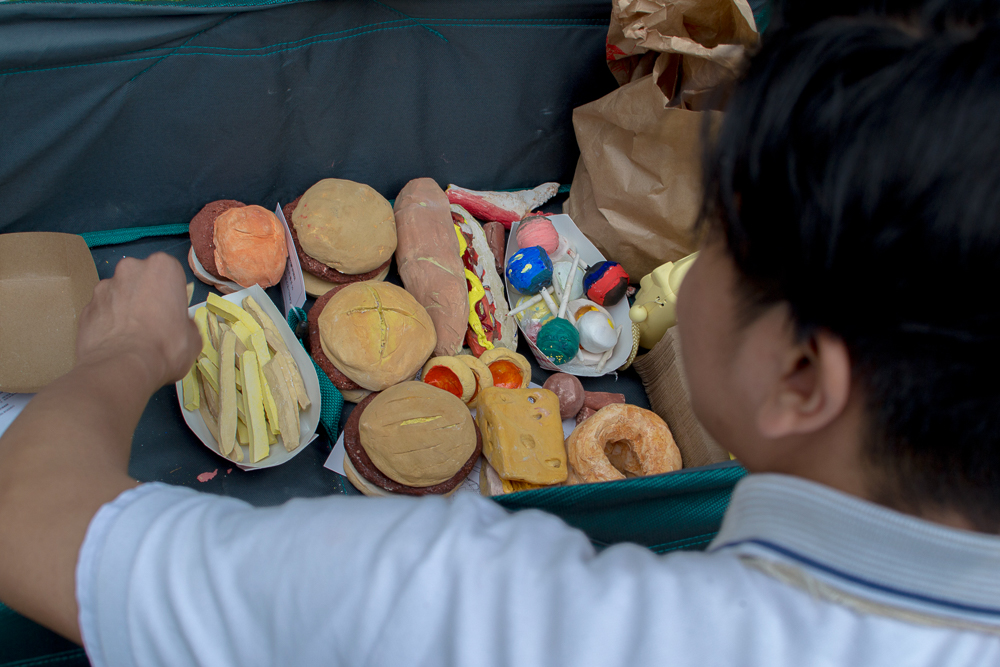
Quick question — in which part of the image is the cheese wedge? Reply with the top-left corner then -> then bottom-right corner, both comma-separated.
475,387 -> 567,485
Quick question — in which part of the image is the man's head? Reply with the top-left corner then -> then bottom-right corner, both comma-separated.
678,15 -> 1000,530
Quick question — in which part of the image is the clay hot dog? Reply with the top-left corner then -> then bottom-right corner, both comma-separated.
393,178 -> 471,357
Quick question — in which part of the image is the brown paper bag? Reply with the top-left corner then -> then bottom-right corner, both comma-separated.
565,0 -> 757,280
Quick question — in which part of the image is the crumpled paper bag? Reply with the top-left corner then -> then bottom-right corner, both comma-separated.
565,0 -> 757,279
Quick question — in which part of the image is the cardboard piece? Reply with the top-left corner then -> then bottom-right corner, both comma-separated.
0,232 -> 99,393
175,284 -> 320,470
565,0 -> 757,280
504,215 -> 632,376
632,327 -> 729,467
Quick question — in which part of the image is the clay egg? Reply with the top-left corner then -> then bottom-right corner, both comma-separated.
583,261 -> 630,307
506,246 -> 553,294
536,318 -> 580,365
515,216 -> 559,255
552,261 -> 584,302
576,310 -> 617,354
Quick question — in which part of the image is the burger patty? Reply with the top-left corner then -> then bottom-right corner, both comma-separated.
344,392 -> 483,496
189,199 -> 246,279
283,197 -> 392,284
307,285 -> 364,391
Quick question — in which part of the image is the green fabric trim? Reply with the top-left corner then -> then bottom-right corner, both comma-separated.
286,306 -> 343,440
81,223 -> 189,248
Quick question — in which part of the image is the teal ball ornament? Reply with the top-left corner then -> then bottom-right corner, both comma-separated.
506,246 -> 553,294
536,318 -> 580,365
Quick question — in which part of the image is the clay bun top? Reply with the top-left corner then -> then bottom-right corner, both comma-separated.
213,205 -> 288,288
292,179 -> 397,275
359,382 -> 477,487
318,281 -> 436,390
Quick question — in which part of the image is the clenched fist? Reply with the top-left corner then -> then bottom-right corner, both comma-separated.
76,253 -> 202,389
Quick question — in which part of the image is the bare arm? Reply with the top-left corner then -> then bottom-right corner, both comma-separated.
0,253 -> 201,643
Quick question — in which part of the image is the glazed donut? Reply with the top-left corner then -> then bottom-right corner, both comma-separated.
565,403 -> 681,483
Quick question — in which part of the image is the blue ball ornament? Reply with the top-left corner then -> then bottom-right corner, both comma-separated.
536,318 -> 580,365
506,246 -> 553,294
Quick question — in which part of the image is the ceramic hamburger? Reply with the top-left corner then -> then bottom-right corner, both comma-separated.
308,281 -> 436,402
284,179 -> 397,296
189,201 -> 288,293
343,382 -> 482,496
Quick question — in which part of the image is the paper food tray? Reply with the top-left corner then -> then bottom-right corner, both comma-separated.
175,284 -> 321,470
505,214 -> 631,376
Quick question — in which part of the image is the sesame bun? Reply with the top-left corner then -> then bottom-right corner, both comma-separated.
317,282 -> 436,391
343,386 -> 481,496
291,179 -> 396,275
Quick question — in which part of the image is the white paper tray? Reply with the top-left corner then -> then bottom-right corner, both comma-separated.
175,284 -> 320,470
505,214 -> 631,376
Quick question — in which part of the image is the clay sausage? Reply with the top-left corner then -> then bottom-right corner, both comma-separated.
394,178 -> 470,356
583,391 -> 626,412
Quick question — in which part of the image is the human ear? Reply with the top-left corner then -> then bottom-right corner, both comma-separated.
756,330 -> 851,439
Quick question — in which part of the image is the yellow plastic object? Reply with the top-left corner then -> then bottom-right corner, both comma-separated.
628,251 -> 698,350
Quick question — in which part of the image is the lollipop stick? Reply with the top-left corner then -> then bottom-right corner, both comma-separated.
596,325 -> 623,373
539,287 -> 559,315
508,294 -> 543,318
558,253 -> 582,320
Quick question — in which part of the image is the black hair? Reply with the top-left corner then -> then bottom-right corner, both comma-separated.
773,0 -> 1000,31
703,14 -> 1000,530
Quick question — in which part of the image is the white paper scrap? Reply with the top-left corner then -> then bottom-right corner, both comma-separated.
0,392 -> 33,438
275,204 -> 306,317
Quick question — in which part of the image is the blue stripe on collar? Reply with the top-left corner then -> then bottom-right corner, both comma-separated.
713,537 -> 1000,617
709,474 -> 1000,622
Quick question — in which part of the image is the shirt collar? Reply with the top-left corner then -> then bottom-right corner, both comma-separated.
709,473 -> 1000,622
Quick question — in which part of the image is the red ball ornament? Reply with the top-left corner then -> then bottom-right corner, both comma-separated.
582,261 -> 630,307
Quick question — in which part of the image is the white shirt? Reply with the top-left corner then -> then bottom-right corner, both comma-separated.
77,474 -> 1000,667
